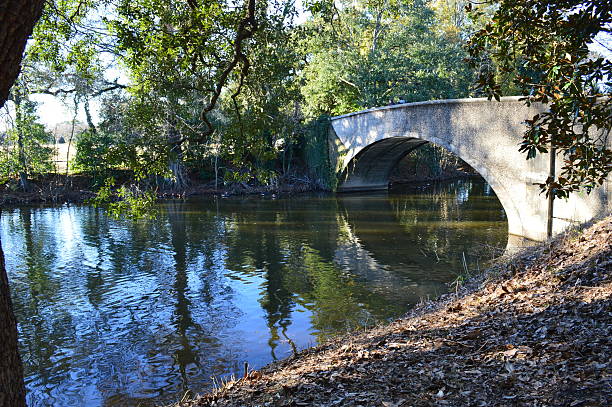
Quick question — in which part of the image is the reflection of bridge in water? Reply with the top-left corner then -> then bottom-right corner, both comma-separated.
331,97 -> 611,241
335,195 -> 448,300
216,187 -> 505,333
333,180 -> 506,305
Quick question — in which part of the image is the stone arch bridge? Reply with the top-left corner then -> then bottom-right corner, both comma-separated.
329,97 -> 611,242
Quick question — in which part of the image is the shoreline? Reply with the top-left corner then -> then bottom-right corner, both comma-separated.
173,216 -> 611,407
0,173 -> 482,207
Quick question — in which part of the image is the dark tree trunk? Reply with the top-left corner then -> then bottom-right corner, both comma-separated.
0,0 -> 46,108
165,113 -> 188,191
0,214 -> 27,407
84,98 -> 97,135
0,2 -> 46,406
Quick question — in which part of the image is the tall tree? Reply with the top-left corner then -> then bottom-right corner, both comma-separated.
0,2 -> 46,406
111,0 -> 258,143
467,0 -> 612,197
217,0 -> 302,176
300,0 -> 473,118
2,81 -> 54,190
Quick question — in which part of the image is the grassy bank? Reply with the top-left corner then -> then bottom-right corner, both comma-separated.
175,216 -> 611,406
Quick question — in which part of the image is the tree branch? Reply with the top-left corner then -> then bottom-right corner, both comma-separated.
181,0 -> 258,145
31,80 -> 127,97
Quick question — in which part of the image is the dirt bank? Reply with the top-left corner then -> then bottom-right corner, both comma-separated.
177,216 -> 611,407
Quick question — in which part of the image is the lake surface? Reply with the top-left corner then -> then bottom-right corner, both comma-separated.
2,179 -> 507,407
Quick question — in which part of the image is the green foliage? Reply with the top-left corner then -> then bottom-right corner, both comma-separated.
87,177 -> 116,206
300,50 -> 361,118
71,130 -> 114,180
412,144 -> 447,177
99,0 -> 303,183
72,94 -> 174,183
109,0 -> 260,145
295,0 -> 477,187
29,0 -> 102,76
299,0 -> 474,118
217,3 -> 303,170
110,0 -> 233,91
112,185 -> 157,219
467,0 -> 612,198
17,0 -> 484,190
0,91 -> 53,183
304,116 -> 336,190
88,177 -> 158,219
94,94 -> 177,181
223,169 -> 253,184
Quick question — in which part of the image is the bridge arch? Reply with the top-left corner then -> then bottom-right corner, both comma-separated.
330,97 -> 611,241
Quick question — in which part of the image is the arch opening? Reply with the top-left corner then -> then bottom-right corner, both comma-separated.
339,136 -> 484,193
336,136 -> 525,246
338,137 -> 428,192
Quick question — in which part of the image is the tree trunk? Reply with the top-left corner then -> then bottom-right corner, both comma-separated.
0,3 -> 45,405
84,98 -> 97,135
165,113 -> 188,191
370,0 -> 387,55
11,86 -> 30,192
0,211 -> 27,407
168,159 -> 188,190
18,172 -> 30,192
214,152 -> 219,190
0,0 -> 46,108
16,116 -> 30,192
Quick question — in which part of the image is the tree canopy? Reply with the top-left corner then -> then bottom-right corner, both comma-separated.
467,0 -> 612,197
2,0 -> 610,196
300,0 -> 474,117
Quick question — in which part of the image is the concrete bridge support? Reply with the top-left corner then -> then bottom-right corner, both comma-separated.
330,97 -> 611,241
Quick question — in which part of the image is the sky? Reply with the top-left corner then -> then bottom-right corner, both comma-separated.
31,94 -> 101,129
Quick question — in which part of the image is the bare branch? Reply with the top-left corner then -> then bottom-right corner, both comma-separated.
31,80 -> 127,97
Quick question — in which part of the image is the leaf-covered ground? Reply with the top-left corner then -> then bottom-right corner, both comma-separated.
178,217 -> 612,407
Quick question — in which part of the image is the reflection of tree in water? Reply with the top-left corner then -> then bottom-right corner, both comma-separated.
341,180 -> 505,271
2,182 -> 508,406
221,198 -> 397,344
333,179 -> 507,318
159,199 -> 245,399
19,208 -> 59,301
14,208 -> 65,398
258,237 -> 296,360
167,201 -> 199,392
222,200 -> 298,360
388,179 -> 507,265
79,207 -> 111,308
6,202 -> 246,406
2,208 -> 106,405
299,246 -> 375,340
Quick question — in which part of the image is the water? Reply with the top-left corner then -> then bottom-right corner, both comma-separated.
1,179 -> 507,406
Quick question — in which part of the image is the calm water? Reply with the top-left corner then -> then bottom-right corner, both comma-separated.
2,179 -> 507,407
